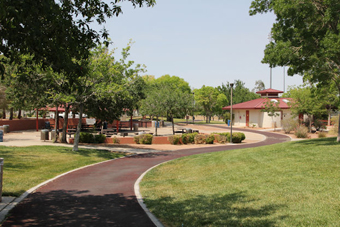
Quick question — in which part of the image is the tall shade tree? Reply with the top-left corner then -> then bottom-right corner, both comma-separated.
70,44 -> 146,151
0,0 -> 156,76
284,85 -> 326,132
250,0 -> 340,141
194,86 -> 220,123
252,80 -> 266,92
140,82 -> 192,134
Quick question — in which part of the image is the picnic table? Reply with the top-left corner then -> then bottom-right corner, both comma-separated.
175,128 -> 199,134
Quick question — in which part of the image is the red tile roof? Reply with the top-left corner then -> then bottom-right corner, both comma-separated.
222,98 -> 292,110
256,88 -> 283,94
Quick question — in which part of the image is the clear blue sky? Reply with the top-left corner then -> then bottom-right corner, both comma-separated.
99,0 -> 303,91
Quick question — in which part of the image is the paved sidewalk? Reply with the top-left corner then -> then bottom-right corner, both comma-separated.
0,125 -> 290,226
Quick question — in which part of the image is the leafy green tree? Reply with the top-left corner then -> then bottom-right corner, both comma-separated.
250,0 -> 340,141
194,86 -> 220,123
154,74 -> 191,94
139,89 -> 165,136
217,80 -> 259,106
213,93 -> 228,121
0,0 -> 155,76
284,85 -> 326,132
141,82 -> 193,134
261,99 -> 281,130
69,44 -> 146,150
252,80 -> 266,92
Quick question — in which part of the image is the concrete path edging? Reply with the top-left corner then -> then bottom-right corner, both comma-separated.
134,161 -> 171,227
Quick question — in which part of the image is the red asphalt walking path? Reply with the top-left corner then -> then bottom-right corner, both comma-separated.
2,126 -> 290,226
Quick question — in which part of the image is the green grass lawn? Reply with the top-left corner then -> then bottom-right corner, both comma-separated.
0,146 -> 126,197
140,137 -> 340,226
173,118 -> 225,125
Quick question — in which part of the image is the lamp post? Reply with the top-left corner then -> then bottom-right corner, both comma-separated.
192,92 -> 195,124
230,83 -> 234,143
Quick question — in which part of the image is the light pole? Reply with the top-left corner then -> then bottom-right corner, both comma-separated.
192,92 -> 195,124
230,83 -> 234,143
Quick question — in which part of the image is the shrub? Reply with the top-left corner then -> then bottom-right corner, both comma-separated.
112,136 -> 120,144
205,134 -> 215,144
194,134 -> 206,144
212,132 -> 230,142
181,134 -> 189,144
281,118 -> 298,134
168,135 -> 181,145
294,125 -> 309,138
134,136 -> 140,144
139,134 -> 153,144
231,132 -> 246,143
79,132 -> 94,143
187,132 -> 198,144
218,135 -> 227,144
94,134 -> 106,143
313,119 -> 326,131
318,131 -> 327,138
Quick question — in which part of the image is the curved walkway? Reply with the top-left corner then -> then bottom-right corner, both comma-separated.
2,126 -> 290,226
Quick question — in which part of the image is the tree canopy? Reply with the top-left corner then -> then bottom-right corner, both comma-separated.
250,0 -> 340,141
0,0 -> 156,75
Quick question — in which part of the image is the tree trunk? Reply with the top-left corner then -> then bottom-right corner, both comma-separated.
328,110 -> 331,126
155,116 -> 158,136
171,113 -> 175,135
2,108 -> 5,119
9,108 -> 13,120
54,106 -> 59,143
18,109 -> 21,119
61,105 -> 69,143
73,104 -> 84,151
337,113 -> 340,142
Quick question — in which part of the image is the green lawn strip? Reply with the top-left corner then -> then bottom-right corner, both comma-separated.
140,137 -> 340,226
0,146 -> 126,197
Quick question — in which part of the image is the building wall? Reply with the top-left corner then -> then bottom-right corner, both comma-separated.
232,109 -> 293,128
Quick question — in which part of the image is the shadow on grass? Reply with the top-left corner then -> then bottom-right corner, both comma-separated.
2,190 -> 155,227
144,192 -> 287,226
128,153 -> 170,159
53,146 -> 126,159
293,136 -> 339,147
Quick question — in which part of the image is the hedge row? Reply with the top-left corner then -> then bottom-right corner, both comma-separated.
168,132 -> 246,145
79,132 -> 106,143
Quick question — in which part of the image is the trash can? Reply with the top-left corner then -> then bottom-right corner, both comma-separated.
51,130 -> 56,141
103,121 -> 108,129
133,123 -> 139,131
186,128 -> 192,133
227,120 -> 230,126
3,125 -> 9,134
45,121 -> 51,129
0,158 -> 3,202
160,120 -> 165,127
41,129 -> 49,141
0,130 -> 3,142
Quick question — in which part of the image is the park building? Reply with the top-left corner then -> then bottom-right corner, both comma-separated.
222,89 -> 294,128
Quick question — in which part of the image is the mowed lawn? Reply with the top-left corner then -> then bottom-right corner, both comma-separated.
0,146 -> 126,197
140,137 -> 340,227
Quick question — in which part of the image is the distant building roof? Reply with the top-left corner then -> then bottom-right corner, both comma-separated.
256,88 -> 283,98
222,97 -> 292,110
